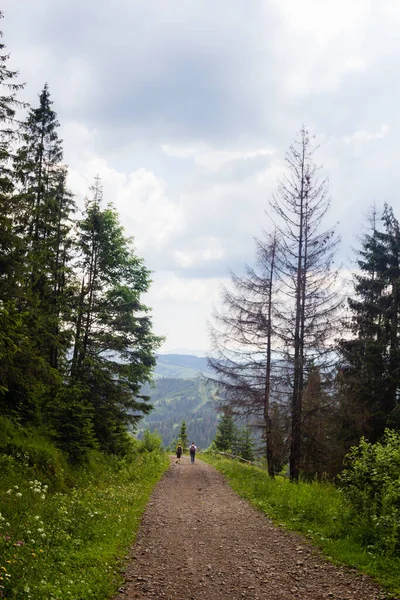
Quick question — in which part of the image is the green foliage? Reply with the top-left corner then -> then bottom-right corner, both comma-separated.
0,423 -> 168,599
179,420 -> 189,451
0,417 -> 72,491
338,206 -> 400,444
214,416 -> 255,461
214,413 -> 235,451
46,386 -> 97,464
70,180 -> 163,455
0,20 -> 162,460
0,12 -> 26,299
233,426 -> 255,461
339,430 -> 400,556
201,453 -> 400,597
139,429 -> 164,453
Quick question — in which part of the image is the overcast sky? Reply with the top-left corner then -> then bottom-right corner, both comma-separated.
3,0 -> 400,354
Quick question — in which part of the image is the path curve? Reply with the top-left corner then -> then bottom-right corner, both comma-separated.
115,456 -> 388,600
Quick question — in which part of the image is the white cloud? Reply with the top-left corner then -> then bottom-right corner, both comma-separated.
146,272 -> 228,353
158,275 -> 212,303
5,0 -> 400,352
173,238 -> 225,269
273,0 -> 371,43
162,143 -> 275,171
68,158 -> 183,255
343,124 -> 389,144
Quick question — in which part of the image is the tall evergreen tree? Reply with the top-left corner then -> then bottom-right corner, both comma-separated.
0,14 -> 44,422
13,84 -> 76,373
214,412 -> 235,451
179,420 -> 189,452
15,84 -> 63,240
0,12 -> 26,286
338,205 -> 400,443
70,178 -> 163,453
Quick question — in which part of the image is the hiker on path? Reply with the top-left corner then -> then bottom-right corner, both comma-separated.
189,442 -> 197,464
175,443 -> 183,464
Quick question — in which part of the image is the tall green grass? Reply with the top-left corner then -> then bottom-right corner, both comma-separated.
200,453 -> 400,598
0,419 -> 169,599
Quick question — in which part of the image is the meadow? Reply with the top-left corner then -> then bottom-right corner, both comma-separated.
0,420 -> 168,600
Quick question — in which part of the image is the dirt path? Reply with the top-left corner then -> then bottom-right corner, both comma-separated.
115,456 -> 389,600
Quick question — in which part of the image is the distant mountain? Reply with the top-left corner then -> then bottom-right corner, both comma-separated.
136,354 -> 220,449
154,354 -> 214,379
160,347 -> 207,357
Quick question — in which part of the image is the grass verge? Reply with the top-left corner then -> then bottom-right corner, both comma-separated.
200,453 -> 400,599
0,421 -> 169,600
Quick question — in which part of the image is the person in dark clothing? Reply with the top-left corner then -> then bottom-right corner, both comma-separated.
176,443 -> 183,464
189,442 -> 197,464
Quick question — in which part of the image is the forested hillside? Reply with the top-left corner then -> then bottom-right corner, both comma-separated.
154,354 -> 213,379
139,376 -> 218,448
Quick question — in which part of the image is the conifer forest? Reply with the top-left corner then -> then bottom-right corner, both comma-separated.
0,6 -> 400,476
0,13 -> 163,462
1,6 -> 400,598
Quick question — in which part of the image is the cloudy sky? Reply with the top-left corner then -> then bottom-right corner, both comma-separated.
3,0 -> 400,353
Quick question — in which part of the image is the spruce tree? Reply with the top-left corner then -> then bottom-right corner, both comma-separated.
179,420 -> 189,452
214,413 -> 235,451
0,12 -> 26,291
13,84 -> 76,374
70,178 -> 163,454
339,205 -> 400,443
231,425 -> 255,461
0,14 -> 44,422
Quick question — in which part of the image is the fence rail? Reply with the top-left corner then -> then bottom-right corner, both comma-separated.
218,452 -> 269,471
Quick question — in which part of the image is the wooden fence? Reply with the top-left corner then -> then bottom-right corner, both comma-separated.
218,452 -> 269,471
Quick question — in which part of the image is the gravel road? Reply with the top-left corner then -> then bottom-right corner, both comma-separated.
115,455 -> 390,600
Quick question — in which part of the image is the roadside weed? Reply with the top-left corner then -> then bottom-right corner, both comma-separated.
201,453 -> 400,598
0,439 -> 168,599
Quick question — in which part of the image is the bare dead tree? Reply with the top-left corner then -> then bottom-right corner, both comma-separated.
209,127 -> 342,481
208,230 -> 280,476
270,127 -> 342,481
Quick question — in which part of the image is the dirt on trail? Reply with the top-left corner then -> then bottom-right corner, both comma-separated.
115,455 -> 389,600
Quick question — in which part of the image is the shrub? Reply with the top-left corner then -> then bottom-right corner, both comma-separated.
139,429 -> 163,453
0,417 -> 70,490
339,429 -> 400,555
